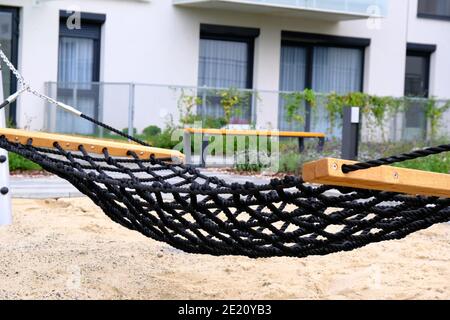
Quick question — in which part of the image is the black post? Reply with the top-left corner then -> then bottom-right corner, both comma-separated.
341,106 -> 360,160
317,137 -> 325,153
298,137 -> 305,153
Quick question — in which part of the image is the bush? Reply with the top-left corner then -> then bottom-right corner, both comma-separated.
203,116 -> 227,129
139,125 -> 180,150
279,153 -> 301,175
8,153 -> 41,171
142,125 -> 162,137
122,127 -> 137,136
149,128 -> 180,149
181,115 -> 227,129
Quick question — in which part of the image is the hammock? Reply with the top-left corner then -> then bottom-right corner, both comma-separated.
0,51 -> 449,258
1,129 -> 449,257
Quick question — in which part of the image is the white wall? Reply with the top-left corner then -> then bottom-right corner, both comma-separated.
0,0 -> 448,133
406,0 -> 450,98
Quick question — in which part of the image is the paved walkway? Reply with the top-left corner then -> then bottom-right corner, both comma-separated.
10,171 -> 271,199
10,175 -> 83,199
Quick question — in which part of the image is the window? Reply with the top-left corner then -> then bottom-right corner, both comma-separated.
56,12 -> 105,134
197,24 -> 259,125
0,6 -> 19,125
403,46 -> 433,140
418,0 -> 450,20
278,32 -> 367,133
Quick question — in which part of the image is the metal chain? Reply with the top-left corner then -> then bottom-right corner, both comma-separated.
0,48 -> 150,146
0,48 -> 73,109
0,48 -> 25,85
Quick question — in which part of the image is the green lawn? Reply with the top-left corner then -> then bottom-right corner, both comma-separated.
394,154 -> 450,174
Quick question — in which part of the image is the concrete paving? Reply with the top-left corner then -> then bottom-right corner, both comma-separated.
10,170 -> 271,199
10,175 -> 83,199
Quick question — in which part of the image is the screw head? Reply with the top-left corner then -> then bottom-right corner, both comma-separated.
0,187 -> 9,195
332,162 -> 338,170
393,172 -> 399,179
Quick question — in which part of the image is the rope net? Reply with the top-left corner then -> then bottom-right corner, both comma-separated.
1,135 -> 449,258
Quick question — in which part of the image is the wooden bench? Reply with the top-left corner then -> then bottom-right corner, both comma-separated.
183,128 -> 326,166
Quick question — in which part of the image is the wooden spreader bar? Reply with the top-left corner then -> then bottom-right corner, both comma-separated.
0,128 -> 184,161
302,158 -> 450,198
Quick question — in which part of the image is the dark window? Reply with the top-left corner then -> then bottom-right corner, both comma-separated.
56,12 -> 104,134
418,0 -> 450,20
404,54 -> 430,97
197,24 -> 258,125
0,6 -> 19,126
403,49 -> 431,140
278,32 -> 367,133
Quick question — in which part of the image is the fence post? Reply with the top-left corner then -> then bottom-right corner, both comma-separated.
45,82 -> 56,132
341,106 -> 360,160
251,89 -> 257,125
183,130 -> 192,165
0,63 -> 12,225
98,83 -> 104,138
128,83 -> 135,139
201,89 -> 207,121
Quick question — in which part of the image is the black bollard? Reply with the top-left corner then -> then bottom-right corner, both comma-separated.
341,106 -> 360,160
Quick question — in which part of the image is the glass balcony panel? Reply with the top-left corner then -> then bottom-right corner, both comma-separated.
173,0 -> 388,20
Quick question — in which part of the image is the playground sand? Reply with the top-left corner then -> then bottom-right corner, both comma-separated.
0,197 -> 449,300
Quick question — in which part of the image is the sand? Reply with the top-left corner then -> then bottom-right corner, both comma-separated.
0,197 -> 448,300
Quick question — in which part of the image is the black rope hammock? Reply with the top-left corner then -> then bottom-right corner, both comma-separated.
0,131 -> 449,258
0,48 -> 448,258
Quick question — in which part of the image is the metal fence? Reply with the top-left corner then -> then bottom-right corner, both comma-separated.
44,81 -> 450,145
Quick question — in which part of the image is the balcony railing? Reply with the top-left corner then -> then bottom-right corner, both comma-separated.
173,0 -> 387,20
44,82 -> 450,145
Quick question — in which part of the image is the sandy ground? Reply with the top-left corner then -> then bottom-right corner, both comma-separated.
0,197 -> 449,300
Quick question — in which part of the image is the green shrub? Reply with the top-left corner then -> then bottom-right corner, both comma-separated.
8,153 -> 41,171
122,127 -> 137,136
235,162 -> 266,173
151,128 -> 179,149
142,125 -> 162,137
203,116 -> 227,129
140,127 -> 180,149
181,113 -> 227,129
279,153 -> 301,175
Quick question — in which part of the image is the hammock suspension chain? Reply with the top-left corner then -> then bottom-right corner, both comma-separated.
0,48 -> 151,147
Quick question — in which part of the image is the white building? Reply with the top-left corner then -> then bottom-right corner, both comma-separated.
0,0 -> 449,140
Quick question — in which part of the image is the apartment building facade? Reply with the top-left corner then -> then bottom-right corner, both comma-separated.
0,0 -> 449,140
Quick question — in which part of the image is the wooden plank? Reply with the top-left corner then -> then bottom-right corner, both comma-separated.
302,158 -> 450,198
0,128 -> 184,161
184,128 -> 325,138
